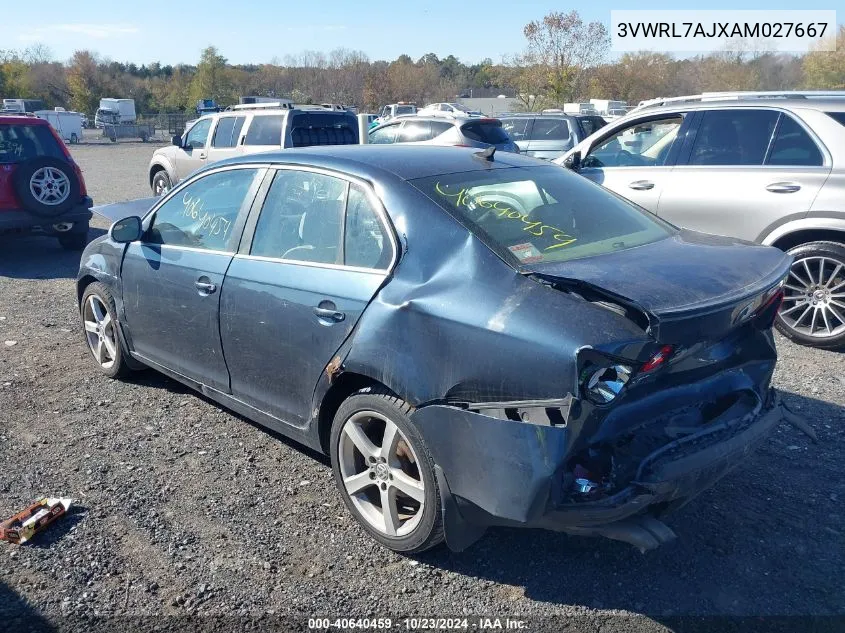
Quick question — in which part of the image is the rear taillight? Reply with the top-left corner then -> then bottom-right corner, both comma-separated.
640,345 -> 674,373
753,287 -> 785,329
582,364 -> 632,404
73,163 -> 87,197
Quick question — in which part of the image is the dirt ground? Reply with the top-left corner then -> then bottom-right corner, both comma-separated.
0,140 -> 843,631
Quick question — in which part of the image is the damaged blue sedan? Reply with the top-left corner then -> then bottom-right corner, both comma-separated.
78,145 -> 793,553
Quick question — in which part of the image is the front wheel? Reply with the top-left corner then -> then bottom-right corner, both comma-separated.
80,282 -> 130,378
330,387 -> 444,553
776,241 -> 845,349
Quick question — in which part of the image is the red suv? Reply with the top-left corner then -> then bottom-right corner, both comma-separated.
0,113 -> 92,250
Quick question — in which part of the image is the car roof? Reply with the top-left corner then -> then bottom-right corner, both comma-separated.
499,113 -> 576,120
0,114 -> 49,125
633,98 -> 845,116
215,145 -> 543,180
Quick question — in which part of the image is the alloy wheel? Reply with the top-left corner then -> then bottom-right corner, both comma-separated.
82,295 -> 118,369
29,166 -> 71,206
337,410 -> 425,537
780,255 -> 845,339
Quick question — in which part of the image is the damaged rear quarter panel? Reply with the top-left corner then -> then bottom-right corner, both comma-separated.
340,182 -> 652,407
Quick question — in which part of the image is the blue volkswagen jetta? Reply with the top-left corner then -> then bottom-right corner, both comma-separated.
78,145 -> 793,553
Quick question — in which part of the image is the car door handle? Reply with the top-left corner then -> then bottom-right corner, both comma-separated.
198,151 -> 207,160
628,180 -> 655,191
766,182 -> 801,193
195,280 -> 217,294
314,307 -> 345,322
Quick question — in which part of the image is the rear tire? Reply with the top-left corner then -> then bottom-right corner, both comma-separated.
152,170 -> 171,196
776,240 -> 845,349
330,387 -> 445,553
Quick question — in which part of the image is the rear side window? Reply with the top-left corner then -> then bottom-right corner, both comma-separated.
212,116 -> 246,148
369,123 -> 400,144
766,115 -> 823,166
430,121 -> 453,138
578,116 -> 605,137
461,121 -> 510,144
529,119 -> 570,141
397,120 -> 432,142
289,112 -> 357,147
0,124 -> 64,163
244,115 -> 284,146
345,184 -> 392,269
501,118 -> 531,141
689,110 -> 778,166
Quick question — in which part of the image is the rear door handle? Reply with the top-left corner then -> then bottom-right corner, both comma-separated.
195,279 -> 217,294
314,307 -> 345,323
628,180 -> 655,191
766,182 -> 801,193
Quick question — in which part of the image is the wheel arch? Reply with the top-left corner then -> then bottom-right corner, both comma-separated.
769,227 -> 845,252
316,371 -> 394,455
77,274 -> 99,306
148,160 -> 172,187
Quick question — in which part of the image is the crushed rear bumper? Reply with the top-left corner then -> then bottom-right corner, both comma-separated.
411,390 -> 789,552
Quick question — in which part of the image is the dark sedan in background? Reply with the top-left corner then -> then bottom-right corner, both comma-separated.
78,145 -> 792,553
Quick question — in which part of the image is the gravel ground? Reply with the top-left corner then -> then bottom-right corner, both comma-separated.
0,142 -> 843,632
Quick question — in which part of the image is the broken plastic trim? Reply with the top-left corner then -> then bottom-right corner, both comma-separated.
465,395 -> 574,426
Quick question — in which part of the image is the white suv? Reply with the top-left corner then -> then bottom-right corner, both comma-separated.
148,107 -> 359,195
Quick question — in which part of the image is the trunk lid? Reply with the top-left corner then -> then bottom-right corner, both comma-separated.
524,230 -> 790,343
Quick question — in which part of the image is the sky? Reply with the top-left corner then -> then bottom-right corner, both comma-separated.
0,0 -> 836,66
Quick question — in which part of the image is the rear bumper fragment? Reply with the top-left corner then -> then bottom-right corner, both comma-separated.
0,197 -> 93,234
411,391 -> 788,552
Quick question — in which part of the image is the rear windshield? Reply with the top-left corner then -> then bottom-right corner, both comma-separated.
461,121 -> 510,144
411,166 -> 672,265
289,112 -> 358,147
0,124 -> 63,164
395,106 -> 416,115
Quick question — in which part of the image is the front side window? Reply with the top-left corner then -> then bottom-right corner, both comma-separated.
212,116 -> 246,148
412,166 -> 672,265
244,115 -> 284,146
689,110 -> 778,166
369,123 -> 400,144
146,168 -> 258,251
185,118 -> 212,150
584,115 -> 683,168
345,185 -> 391,270
766,115 -> 823,166
250,170 -> 347,264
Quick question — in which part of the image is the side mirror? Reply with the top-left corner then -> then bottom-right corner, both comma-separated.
171,135 -> 182,147
563,151 -> 581,170
110,216 -> 142,243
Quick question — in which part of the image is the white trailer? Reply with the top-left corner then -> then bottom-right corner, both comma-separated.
34,109 -> 84,144
589,99 -> 628,116
563,102 -> 597,115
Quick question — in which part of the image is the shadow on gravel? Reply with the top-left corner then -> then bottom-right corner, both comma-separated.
414,390 -> 844,617
29,505 -> 88,549
0,229 -> 106,280
0,580 -> 55,631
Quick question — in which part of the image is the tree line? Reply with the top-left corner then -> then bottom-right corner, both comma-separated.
1,11 -> 843,115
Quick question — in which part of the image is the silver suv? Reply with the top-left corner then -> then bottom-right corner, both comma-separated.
148,106 -> 358,195
556,92 -> 845,349
367,115 -> 518,153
